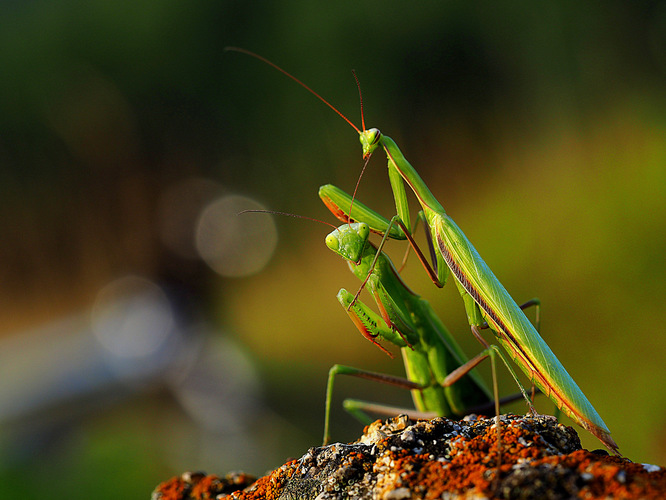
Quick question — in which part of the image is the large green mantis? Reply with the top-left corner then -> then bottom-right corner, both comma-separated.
319,184 -> 542,445
227,48 -> 619,454
346,129 -> 619,455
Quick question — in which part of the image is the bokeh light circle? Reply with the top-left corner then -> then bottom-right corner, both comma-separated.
195,195 -> 278,277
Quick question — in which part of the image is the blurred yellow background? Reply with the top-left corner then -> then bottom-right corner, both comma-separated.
0,1 -> 665,497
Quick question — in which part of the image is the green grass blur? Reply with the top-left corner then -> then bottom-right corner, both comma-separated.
1,1 -> 665,497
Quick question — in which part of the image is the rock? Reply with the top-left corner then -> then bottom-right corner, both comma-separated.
152,414 -> 666,499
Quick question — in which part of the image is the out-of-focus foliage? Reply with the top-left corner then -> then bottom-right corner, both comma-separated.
0,1 -> 665,497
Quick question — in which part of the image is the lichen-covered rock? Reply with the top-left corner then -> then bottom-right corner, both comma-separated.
152,414 -> 666,499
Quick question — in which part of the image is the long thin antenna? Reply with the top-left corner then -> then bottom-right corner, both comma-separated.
347,153 -> 373,226
228,48 -> 377,254
346,70 -> 371,222
240,209 -> 338,230
351,70 -> 366,132
225,47 -> 362,134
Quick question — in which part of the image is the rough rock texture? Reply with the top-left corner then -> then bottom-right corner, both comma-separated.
152,414 -> 666,499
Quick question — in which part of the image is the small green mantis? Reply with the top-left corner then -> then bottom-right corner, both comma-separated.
319,184 -> 492,444
319,184 -> 542,445
227,47 -> 619,454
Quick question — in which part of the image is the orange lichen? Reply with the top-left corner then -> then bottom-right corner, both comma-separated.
227,460 -> 299,500
152,475 -> 188,500
152,471 -> 257,500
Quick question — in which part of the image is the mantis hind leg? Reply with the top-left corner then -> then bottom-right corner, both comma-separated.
323,364 -> 424,445
519,298 -> 541,333
517,298 -> 544,406
341,400 -> 436,426
510,297 -> 563,420
480,297 -> 541,404
467,325 -> 536,414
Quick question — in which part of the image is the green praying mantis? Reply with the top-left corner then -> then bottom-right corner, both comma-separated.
320,184 -> 491,444
227,47 -> 619,455
319,183 -> 542,446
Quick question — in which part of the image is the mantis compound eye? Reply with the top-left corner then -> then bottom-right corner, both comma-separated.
356,222 -> 370,240
325,233 -> 339,252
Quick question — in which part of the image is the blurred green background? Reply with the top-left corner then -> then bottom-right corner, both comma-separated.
1,1 -> 665,497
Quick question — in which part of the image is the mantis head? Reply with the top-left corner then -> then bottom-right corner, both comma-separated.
359,128 -> 382,160
325,222 -> 370,265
